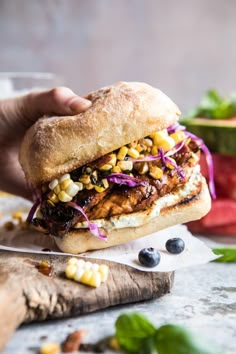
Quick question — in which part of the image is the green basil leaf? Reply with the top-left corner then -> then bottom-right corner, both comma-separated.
212,248 -> 236,262
155,324 -> 221,354
115,312 -> 157,353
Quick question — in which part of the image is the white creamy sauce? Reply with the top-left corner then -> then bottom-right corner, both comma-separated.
74,165 -> 201,231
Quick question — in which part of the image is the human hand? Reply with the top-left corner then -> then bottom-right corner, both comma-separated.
0,87 -> 91,199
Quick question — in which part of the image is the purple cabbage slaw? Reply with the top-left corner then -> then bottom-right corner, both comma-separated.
67,201 -> 107,241
107,173 -> 148,187
167,123 -> 216,199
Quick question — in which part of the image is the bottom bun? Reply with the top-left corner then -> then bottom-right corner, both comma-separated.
54,177 -> 211,254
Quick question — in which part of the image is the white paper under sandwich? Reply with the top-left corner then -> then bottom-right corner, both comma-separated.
65,258 -> 109,287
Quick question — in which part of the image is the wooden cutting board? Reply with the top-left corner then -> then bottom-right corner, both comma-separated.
0,250 -> 174,352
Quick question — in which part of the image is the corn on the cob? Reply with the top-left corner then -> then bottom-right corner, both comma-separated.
65,258 -> 109,288
40,342 -> 60,354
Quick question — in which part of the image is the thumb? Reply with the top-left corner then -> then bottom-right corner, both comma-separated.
0,87 -> 91,138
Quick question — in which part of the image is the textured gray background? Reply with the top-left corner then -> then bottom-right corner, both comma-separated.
0,0 -> 236,112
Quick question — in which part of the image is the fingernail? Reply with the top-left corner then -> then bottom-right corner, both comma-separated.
69,97 -> 92,113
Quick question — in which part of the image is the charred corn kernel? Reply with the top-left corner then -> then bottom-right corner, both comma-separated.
95,185 -> 106,193
36,208 -> 43,219
112,165 -> 122,173
58,191 -> 72,202
66,182 -> 80,197
99,163 -> 112,171
85,183 -> 94,190
49,179 -> 58,190
102,178 -> 109,189
65,264 -> 77,279
47,200 -> 55,207
74,182 -> 84,191
59,173 -> 70,183
170,130 -> 186,144
79,174 -> 91,184
40,342 -> 60,354
117,146 -> 128,160
4,221 -> 15,231
53,184 -> 61,195
67,257 -> 80,266
149,166 -> 163,179
48,192 -> 59,204
128,148 -> 140,158
137,162 -> 149,174
89,272 -> 102,287
166,157 -> 176,169
156,136 -> 175,152
98,264 -> 109,282
12,211 -> 23,221
60,178 -> 72,190
109,336 -> 120,351
136,144 -> 143,152
39,260 -> 50,268
117,160 -> 133,171
108,153 -> 117,166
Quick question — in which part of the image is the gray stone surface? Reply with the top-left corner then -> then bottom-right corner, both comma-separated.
3,261 -> 236,354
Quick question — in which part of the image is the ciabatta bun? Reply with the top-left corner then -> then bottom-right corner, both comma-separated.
19,82 -> 180,186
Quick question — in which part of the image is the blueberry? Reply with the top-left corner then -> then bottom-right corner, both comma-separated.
165,238 -> 185,254
138,247 -> 161,268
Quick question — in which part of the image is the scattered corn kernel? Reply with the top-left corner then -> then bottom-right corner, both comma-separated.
85,183 -> 94,190
135,144 -> 144,152
151,145 -> 158,156
40,342 -> 60,354
49,179 -> 58,190
149,166 -> 163,179
39,260 -> 50,268
156,136 -> 175,152
108,153 -> 117,166
128,148 -> 140,158
136,162 -> 149,175
117,160 -> 133,171
144,138 -> 153,147
65,258 -> 109,288
112,165 -> 122,173
99,163 -> 112,171
117,146 -> 128,160
58,191 -> 72,202
47,200 -> 55,207
79,175 -> 91,184
95,185 -> 106,193
66,182 -> 80,197
60,178 -> 72,190
166,157 -> 176,170
170,130 -> 186,144
12,211 -> 23,221
102,178 -> 109,189
3,221 -> 15,231
59,174 -> 71,183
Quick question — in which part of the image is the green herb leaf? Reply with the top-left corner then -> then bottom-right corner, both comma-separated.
212,248 -> 236,262
183,89 -> 236,120
155,324 -> 219,354
115,312 -> 157,353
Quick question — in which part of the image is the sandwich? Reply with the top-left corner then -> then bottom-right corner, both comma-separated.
19,81 -> 212,253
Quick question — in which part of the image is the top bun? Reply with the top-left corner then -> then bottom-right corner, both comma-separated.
19,81 -> 181,186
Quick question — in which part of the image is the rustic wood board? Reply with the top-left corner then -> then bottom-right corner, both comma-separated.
0,250 -> 174,351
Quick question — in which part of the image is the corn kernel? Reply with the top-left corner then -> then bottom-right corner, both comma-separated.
65,264 -> 77,279
58,191 -> 72,202
155,136 -> 175,152
149,166 -> 163,179
150,129 -> 168,141
128,141 -> 137,148
166,157 -> 176,170
151,146 -> 158,156
40,342 -> 60,354
98,264 -> 109,282
48,191 -> 59,204
74,182 -> 84,191
59,173 -> 70,183
112,165 -> 122,173
99,164 -> 112,171
117,146 -> 128,160
74,268 -> 85,282
128,148 -> 140,159
136,162 -> 149,174
136,144 -> 144,153
108,153 -> 117,166
85,183 -> 94,190
60,178 -> 72,190
36,208 -> 43,219
80,270 -> 93,284
67,257 -> 80,266
49,179 -> 58,190
3,221 -> 15,231
109,336 -> 120,351
95,185 -> 106,193
77,259 -> 86,267
66,182 -> 80,197
144,138 -> 153,147
102,178 -> 109,189
53,184 -> 61,195
12,211 -> 23,221
117,160 -> 133,171
89,272 -> 102,287
170,131 -> 186,144
79,175 -> 91,184
47,200 -> 55,207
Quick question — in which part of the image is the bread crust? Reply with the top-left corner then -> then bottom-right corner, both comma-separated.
19,82 -> 180,186
54,178 -> 211,254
